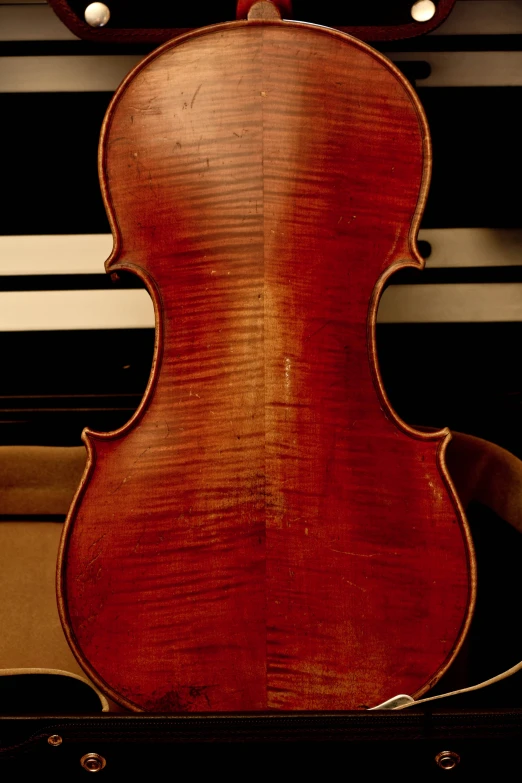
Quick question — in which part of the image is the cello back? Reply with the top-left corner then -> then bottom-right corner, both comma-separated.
58,20 -> 475,712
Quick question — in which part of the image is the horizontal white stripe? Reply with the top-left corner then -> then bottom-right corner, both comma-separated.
0,54 -> 142,92
432,0 -> 522,35
0,5 -> 77,41
378,283 -> 522,323
2,230 -> 521,276
0,284 -> 519,330
2,50 -> 522,92
388,51 -> 522,87
419,228 -> 522,268
0,290 -> 154,330
0,235 -> 113,275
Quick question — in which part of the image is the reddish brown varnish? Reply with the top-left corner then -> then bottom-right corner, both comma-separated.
58,20 -> 475,712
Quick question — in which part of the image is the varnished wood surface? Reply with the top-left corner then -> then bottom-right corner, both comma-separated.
58,21 -> 475,712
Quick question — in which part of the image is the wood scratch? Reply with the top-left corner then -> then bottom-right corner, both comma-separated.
110,447 -> 151,494
133,446 -> 151,466
331,548 -> 377,558
191,83 -> 202,109
85,552 -> 101,570
304,320 -> 331,343
344,579 -> 367,593
89,533 -> 106,549
133,525 -> 147,553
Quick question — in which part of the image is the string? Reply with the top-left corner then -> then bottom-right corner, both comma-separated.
395,658 -> 522,709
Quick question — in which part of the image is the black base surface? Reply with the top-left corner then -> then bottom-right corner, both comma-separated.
1,711 -> 521,779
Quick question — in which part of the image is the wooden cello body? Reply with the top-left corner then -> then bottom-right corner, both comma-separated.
58,19 -> 475,712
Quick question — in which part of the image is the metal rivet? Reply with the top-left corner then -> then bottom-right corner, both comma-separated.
80,753 -> 107,772
84,3 -> 110,27
435,750 -> 461,770
411,0 -> 436,22
48,734 -> 63,747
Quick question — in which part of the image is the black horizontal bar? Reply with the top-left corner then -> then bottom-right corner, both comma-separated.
2,267 -> 517,292
3,35 -> 522,58
0,393 -> 140,399
380,34 -> 522,53
3,89 -> 520,235
0,408 -> 137,413
0,41 -> 155,57
0,514 -> 66,522
389,266 -> 522,285
0,274 -> 143,291
394,61 -> 432,82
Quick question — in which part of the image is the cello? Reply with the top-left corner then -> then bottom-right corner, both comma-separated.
57,1 -> 475,712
